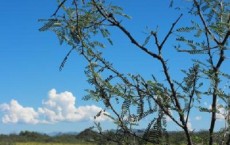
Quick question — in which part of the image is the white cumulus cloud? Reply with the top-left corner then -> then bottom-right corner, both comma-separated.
216,106 -> 226,120
183,117 -> 192,131
0,89 -> 109,124
195,116 -> 202,121
0,100 -> 39,124
165,109 -> 173,122
209,101 -> 228,121
187,121 -> 193,131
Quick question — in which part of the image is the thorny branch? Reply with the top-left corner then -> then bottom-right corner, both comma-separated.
82,51 -> 166,144
91,1 -> 193,144
185,66 -> 198,125
91,0 -> 160,60
193,0 -> 219,45
159,14 -> 183,51
192,0 -> 228,145
52,0 -> 67,17
44,0 -> 229,144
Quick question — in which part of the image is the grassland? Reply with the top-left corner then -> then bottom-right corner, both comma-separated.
0,129 -> 224,145
16,143 -> 95,145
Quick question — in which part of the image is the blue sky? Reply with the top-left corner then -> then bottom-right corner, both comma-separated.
0,0 -> 228,134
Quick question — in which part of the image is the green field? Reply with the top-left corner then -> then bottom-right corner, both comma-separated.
16,143 -> 95,145
14,142 -> 187,145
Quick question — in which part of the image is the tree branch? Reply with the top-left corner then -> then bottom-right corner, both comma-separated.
160,14 -> 183,50
186,67 -> 198,124
193,0 -> 219,45
52,0 -> 67,17
221,30 -> 230,45
92,1 -> 193,143
91,0 -> 160,60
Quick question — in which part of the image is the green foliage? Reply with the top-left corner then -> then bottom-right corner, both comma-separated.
39,0 -> 230,145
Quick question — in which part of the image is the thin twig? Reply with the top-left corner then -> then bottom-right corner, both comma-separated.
193,0 -> 219,45
186,67 -> 198,124
91,0 -> 160,60
160,14 -> 183,51
52,0 -> 67,17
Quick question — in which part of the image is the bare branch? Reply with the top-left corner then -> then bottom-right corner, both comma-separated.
221,30 -> 230,45
91,0 -> 160,60
160,14 -> 183,51
52,0 -> 67,17
151,31 -> 160,53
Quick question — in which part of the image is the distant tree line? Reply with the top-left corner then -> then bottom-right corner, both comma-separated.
0,129 -> 228,145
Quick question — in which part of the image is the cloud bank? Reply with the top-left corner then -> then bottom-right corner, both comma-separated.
0,100 -> 39,124
0,89 -> 109,124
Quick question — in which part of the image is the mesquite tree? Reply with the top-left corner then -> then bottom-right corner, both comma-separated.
39,0 -> 230,144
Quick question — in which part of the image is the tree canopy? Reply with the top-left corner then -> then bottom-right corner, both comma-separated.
40,0 -> 230,144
